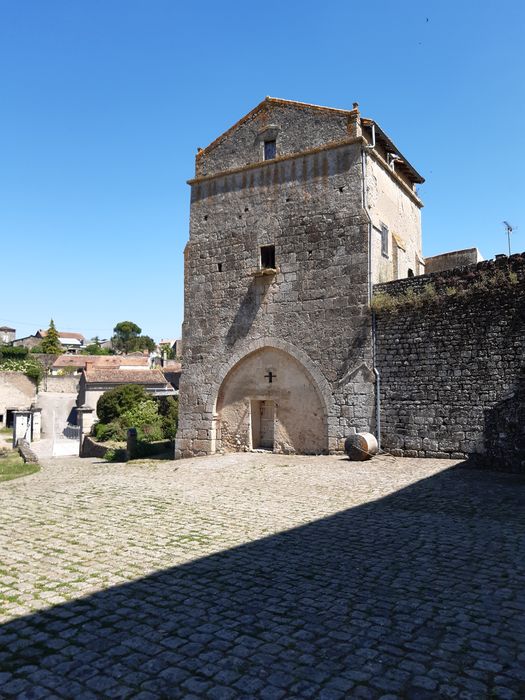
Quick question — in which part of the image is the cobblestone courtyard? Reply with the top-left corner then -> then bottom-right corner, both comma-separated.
1,453 -> 524,699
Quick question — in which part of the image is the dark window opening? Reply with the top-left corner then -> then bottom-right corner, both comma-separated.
204,215 -> 208,221
244,207 -> 249,212
238,214 -> 242,219
381,224 -> 389,257
6,409 -> 14,428
408,268 -> 414,278
217,263 -> 223,272
338,186 -> 345,193
264,140 -> 276,160
260,245 -> 276,269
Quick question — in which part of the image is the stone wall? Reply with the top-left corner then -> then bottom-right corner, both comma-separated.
41,375 -> 80,393
374,254 -> 525,470
178,141 -> 374,457
81,436 -> 110,459
0,372 -> 37,425
196,99 -> 355,178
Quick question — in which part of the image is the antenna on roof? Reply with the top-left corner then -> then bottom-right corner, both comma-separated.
503,221 -> 517,256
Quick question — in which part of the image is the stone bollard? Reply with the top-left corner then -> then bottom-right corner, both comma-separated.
126,428 -> 138,461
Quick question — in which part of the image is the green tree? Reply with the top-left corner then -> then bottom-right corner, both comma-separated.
111,321 -> 142,354
135,335 -> 156,353
81,337 -> 111,355
159,343 -> 176,360
111,321 -> 155,354
41,319 -> 63,354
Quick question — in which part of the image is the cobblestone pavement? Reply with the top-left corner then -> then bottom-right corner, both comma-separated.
1,453 -> 524,699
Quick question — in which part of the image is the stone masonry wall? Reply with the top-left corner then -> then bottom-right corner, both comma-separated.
196,100 -> 354,178
0,372 -> 37,423
177,141 -> 375,457
374,254 -> 525,471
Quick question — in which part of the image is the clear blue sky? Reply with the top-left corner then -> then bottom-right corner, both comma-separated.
1,1 -> 523,341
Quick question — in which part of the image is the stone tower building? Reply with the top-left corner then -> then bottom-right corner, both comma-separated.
176,97 -> 424,458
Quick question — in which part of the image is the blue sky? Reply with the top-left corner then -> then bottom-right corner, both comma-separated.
1,1 -> 523,341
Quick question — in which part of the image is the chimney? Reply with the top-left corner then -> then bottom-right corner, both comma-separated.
348,102 -> 362,139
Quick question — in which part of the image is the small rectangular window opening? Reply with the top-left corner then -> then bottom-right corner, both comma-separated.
217,263 -> 223,272
381,224 -> 389,257
260,245 -> 275,270
264,140 -> 276,161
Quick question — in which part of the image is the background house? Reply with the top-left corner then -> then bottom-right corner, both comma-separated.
50,355 -> 150,375
0,327 -> 16,345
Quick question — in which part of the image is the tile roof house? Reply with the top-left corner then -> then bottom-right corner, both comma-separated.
79,368 -> 175,418
0,326 -> 16,344
51,355 -> 150,375
36,329 -> 85,354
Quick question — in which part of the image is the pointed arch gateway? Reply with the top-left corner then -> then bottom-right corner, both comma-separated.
208,340 -> 332,454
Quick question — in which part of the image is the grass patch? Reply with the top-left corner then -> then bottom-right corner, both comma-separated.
0,451 -> 40,482
0,427 -> 12,434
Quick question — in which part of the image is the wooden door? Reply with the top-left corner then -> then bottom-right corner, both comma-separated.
259,400 -> 275,449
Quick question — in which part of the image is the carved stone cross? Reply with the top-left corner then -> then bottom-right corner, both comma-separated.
264,371 -> 276,384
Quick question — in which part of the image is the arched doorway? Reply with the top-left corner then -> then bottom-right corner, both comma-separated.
215,346 -> 327,454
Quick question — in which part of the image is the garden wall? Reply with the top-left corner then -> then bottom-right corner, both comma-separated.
374,253 -> 525,471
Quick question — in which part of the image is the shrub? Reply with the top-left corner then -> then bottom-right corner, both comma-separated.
0,346 -> 28,360
93,421 -> 125,442
104,447 -> 127,463
0,357 -> 44,387
97,384 -> 150,423
157,396 -> 178,440
120,399 -> 163,443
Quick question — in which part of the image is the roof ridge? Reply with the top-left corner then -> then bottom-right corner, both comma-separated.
196,96 -> 359,160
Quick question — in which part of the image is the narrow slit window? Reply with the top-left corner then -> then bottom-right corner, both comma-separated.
264,140 -> 276,160
381,224 -> 389,257
260,245 -> 275,269
217,263 -> 223,272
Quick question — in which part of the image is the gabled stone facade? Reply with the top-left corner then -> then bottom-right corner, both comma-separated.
176,98 -> 424,458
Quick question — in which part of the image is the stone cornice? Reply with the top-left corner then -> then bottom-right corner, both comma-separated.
188,136 -> 423,208
188,136 -> 363,186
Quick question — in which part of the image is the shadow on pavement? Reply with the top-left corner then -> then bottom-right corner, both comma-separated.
1,463 -> 525,699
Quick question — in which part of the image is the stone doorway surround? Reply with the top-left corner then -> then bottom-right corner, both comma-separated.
213,341 -> 331,455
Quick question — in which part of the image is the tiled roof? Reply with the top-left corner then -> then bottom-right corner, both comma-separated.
84,369 -> 168,385
162,362 -> 182,372
38,330 -> 85,341
53,355 -> 149,369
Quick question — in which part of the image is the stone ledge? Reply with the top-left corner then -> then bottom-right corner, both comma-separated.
17,440 -> 39,464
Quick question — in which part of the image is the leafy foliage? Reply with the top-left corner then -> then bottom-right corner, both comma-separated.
81,338 -> 112,355
111,321 -> 156,354
41,319 -> 64,354
0,346 -> 28,360
96,384 -> 149,423
30,344 -> 45,354
0,357 -> 44,386
159,343 -> 177,360
157,396 -> 179,440
94,385 -> 177,443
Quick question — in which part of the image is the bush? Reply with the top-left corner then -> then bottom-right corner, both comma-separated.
104,448 -> 127,463
0,357 -> 44,387
120,399 -> 163,443
93,421 -> 125,442
97,384 -> 150,423
0,346 -> 28,360
157,396 -> 178,440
